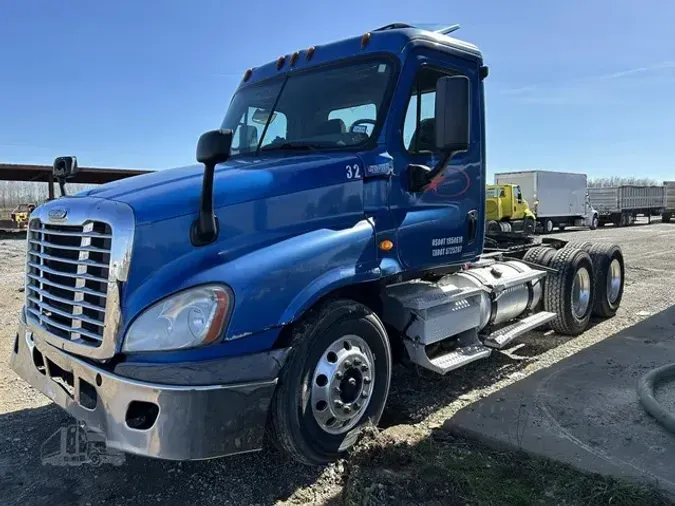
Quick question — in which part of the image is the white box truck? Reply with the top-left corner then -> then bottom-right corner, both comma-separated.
588,185 -> 665,227
495,171 -> 598,233
663,181 -> 675,223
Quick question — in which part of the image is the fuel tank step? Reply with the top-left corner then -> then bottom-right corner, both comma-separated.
483,311 -> 556,349
403,329 -> 492,375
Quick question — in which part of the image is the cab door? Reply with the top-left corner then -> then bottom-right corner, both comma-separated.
387,49 -> 485,271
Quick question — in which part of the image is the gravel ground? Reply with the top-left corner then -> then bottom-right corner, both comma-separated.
1,218 -> 674,505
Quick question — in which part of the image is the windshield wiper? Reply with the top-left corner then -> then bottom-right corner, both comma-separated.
261,142 -> 322,153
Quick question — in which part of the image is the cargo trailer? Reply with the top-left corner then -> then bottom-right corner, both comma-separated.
589,185 -> 664,227
663,181 -> 675,223
495,170 -> 598,233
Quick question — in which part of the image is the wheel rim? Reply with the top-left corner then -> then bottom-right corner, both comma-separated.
607,258 -> 622,304
311,334 -> 375,435
571,267 -> 591,318
546,220 -> 553,233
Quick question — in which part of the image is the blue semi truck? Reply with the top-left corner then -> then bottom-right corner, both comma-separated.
10,23 -> 625,465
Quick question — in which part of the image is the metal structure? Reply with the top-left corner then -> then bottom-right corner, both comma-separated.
0,163 -> 151,200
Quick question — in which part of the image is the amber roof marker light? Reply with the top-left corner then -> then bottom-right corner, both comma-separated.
276,56 -> 285,70
361,32 -> 371,49
290,51 -> 300,66
243,68 -> 253,82
306,46 -> 315,61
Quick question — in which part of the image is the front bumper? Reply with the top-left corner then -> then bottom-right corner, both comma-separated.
10,320 -> 279,460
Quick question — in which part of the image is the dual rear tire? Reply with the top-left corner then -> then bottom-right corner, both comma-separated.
525,241 -> 625,334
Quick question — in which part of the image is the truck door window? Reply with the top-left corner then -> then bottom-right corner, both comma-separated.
402,68 -> 454,154
514,186 -> 522,202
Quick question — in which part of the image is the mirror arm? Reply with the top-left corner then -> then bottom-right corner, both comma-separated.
191,162 -> 219,246
425,150 -> 454,183
58,180 -> 67,197
408,150 -> 455,192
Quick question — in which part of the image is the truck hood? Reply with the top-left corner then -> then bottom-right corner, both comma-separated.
77,152 -> 362,224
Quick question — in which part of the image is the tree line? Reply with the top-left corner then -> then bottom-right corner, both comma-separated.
588,176 -> 662,187
0,181 -> 95,210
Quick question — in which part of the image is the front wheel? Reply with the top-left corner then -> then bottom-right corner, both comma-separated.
590,215 -> 599,230
523,217 -> 536,235
542,219 -> 555,234
268,299 -> 392,465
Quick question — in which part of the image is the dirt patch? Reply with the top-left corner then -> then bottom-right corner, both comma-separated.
343,427 -> 671,506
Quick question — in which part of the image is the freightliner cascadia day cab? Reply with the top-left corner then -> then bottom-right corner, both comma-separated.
10,23 -> 626,465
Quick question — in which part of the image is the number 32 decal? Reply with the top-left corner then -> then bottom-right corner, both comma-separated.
346,164 -> 361,180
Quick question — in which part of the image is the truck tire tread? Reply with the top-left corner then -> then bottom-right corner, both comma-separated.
523,246 -> 555,267
564,241 -> 592,251
267,298 -> 391,465
544,248 -> 595,336
587,243 -> 624,318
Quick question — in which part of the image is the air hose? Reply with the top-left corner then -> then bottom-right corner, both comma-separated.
637,363 -> 675,434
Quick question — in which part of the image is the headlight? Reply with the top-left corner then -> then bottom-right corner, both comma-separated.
122,285 -> 232,353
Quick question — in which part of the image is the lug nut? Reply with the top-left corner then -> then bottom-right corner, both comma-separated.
334,386 -> 341,393
360,364 -> 368,372
363,377 -> 372,384
343,406 -> 351,414
335,371 -> 344,380
354,402 -> 361,409
344,359 -> 352,368
353,358 -> 362,366
361,391 -> 368,398
334,400 -> 344,408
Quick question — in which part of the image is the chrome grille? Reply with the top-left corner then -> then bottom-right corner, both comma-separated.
26,221 -> 112,347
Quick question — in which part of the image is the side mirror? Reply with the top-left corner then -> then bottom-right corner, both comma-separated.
192,129 -> 233,246
196,129 -> 233,167
435,76 -> 470,153
52,156 -> 79,180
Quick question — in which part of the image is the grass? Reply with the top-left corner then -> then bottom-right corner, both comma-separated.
340,426 -> 671,506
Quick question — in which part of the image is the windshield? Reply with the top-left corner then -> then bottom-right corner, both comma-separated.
221,58 -> 395,156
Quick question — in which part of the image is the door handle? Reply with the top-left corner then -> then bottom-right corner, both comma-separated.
467,210 -> 478,244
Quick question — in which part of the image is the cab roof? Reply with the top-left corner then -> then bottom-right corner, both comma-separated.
238,23 -> 483,88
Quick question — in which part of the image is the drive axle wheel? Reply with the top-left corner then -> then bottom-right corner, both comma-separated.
523,246 -> 556,311
544,248 -> 595,335
564,241 -> 592,251
588,243 -> 624,317
269,299 -> 391,465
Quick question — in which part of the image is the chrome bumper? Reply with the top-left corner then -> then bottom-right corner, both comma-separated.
10,320 -> 277,460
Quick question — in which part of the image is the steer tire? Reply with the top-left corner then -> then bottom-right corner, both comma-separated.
587,243 -> 625,318
564,241 -> 592,251
523,217 -> 536,235
544,248 -> 595,336
268,299 -> 392,465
